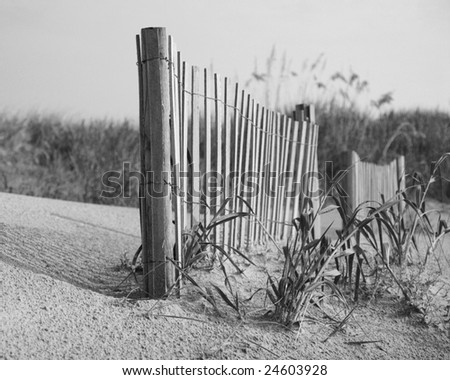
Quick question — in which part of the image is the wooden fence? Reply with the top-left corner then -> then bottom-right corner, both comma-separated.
136,27 -> 320,297
344,151 -> 406,213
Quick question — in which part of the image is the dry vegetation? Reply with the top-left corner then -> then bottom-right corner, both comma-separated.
0,109 -> 448,206
0,113 -> 140,206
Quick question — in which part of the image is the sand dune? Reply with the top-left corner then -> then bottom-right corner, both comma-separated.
1,192 -> 449,359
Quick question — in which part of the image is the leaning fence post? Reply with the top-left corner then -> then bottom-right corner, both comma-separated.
140,27 -> 175,298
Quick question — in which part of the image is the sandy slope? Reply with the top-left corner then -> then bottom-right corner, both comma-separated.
1,192 -> 449,359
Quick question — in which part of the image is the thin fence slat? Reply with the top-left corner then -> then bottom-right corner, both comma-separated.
240,95 -> 253,248
386,162 -> 390,199
203,68 -> 211,227
252,105 -> 263,242
306,123 -> 315,200
247,103 -> 259,245
300,106 -> 312,211
358,159 -> 362,208
283,119 -> 298,240
180,61 -> 188,230
302,120 -> 313,214
274,112 -> 282,236
279,117 -> 292,240
397,155 -> 405,214
176,51 -> 185,231
266,111 -> 277,237
214,73 -> 223,245
371,163 -> 375,207
392,161 -> 396,197
246,100 -> 256,248
386,162 -> 390,200
392,160 -> 396,198
265,111 -> 276,237
391,161 -> 395,198
135,34 -> 148,277
274,113 -> 282,238
257,109 -> 269,243
379,164 -> 383,200
352,149 -> 359,217
223,77 -> 232,247
261,109 -> 272,242
378,164 -> 382,200
168,36 -> 182,285
367,162 -> 370,206
367,161 -> 370,207
368,161 -> 371,207
190,66 -> 201,227
309,107 -> 321,239
278,115 -> 289,239
230,84 -> 240,247
388,161 -> 392,199
234,90 -> 246,248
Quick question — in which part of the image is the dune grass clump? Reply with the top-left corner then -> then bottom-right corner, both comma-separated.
262,154 -> 449,327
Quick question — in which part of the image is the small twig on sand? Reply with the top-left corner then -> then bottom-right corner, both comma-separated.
344,340 -> 382,345
148,313 -> 207,324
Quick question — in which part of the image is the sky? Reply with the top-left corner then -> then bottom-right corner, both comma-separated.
0,0 -> 449,121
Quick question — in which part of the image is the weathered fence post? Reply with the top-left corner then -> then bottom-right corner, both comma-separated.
140,27 -> 175,298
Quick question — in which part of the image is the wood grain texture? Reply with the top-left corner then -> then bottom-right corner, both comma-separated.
140,27 -> 174,297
